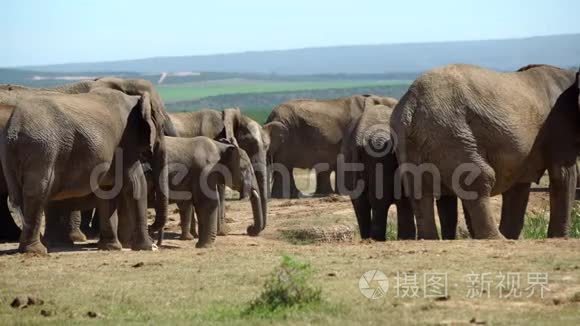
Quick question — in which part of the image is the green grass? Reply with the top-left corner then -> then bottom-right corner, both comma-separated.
158,80 -> 412,103
522,203 -> 580,239
243,109 -> 272,125
245,255 -> 322,315
522,211 -> 549,239
191,255 -> 333,322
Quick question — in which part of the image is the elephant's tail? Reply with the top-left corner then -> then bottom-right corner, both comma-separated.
0,133 -> 22,210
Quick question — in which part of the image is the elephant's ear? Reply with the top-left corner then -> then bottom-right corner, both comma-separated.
263,121 -> 288,154
95,77 -> 171,137
136,92 -> 157,154
223,107 -> 242,145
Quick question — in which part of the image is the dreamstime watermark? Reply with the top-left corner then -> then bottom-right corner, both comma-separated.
87,147 -> 252,201
270,124 -> 484,201
84,124 -> 486,203
357,270 -> 550,300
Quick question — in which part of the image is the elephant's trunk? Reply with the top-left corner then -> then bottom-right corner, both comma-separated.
254,164 -> 268,230
247,189 -> 264,236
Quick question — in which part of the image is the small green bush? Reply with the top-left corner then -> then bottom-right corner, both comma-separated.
522,210 -> 549,239
569,203 -> 580,238
386,221 -> 397,241
246,255 -> 322,314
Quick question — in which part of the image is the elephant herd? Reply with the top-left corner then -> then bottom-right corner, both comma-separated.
265,63 -> 580,241
0,63 -> 578,254
0,79 -> 267,253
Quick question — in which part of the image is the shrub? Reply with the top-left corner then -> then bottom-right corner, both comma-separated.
522,210 -> 549,239
246,255 -> 322,314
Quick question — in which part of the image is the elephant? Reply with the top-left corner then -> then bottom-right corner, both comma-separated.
263,95 -> 398,199
0,78 -> 176,247
147,136 -> 264,247
0,87 -> 168,253
339,101 -> 416,240
166,108 -> 269,236
391,64 -> 579,240
339,101 -> 460,241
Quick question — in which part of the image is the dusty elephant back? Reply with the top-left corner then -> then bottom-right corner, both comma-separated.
165,136 -> 221,170
392,64 -> 576,195
169,110 -> 224,138
265,97 -> 364,168
267,97 -> 361,140
3,91 -> 137,201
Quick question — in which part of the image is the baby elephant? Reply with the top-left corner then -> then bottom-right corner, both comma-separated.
148,136 -> 265,248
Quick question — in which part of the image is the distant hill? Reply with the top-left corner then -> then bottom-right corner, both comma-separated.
18,34 -> 580,75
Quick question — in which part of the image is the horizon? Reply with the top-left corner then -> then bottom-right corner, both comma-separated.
3,0 -> 579,67
10,32 -> 578,69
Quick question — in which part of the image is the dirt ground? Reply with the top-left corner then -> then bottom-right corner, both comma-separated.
0,170 -> 579,325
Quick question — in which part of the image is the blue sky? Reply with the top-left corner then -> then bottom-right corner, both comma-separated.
2,0 -> 578,67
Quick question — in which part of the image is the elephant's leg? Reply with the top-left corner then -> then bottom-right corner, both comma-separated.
177,201 -> 194,240
462,196 -> 504,239
117,196 -> 134,248
270,170 -> 287,198
462,202 -> 475,238
288,169 -> 302,198
547,164 -> 576,238
314,168 -> 334,196
122,167 -> 154,251
369,181 -> 388,241
412,196 -> 439,239
456,161 -> 503,239
352,197 -> 372,239
80,209 -> 99,240
96,199 -> 122,251
216,184 -> 230,236
395,197 -> 416,240
499,182 -> 531,239
68,211 -> 87,242
370,202 -> 388,241
195,196 -> 219,249
436,195 -> 458,240
271,166 -> 301,198
0,193 -> 21,242
19,193 -> 48,254
43,206 -> 74,248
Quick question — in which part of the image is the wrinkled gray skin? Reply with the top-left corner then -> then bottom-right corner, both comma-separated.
0,79 -> 175,247
392,64 -> 579,239
167,108 -> 269,236
339,102 -> 416,240
441,163 -> 580,240
339,101 -> 458,240
264,95 -> 398,199
0,88 -> 166,253
146,137 -> 264,247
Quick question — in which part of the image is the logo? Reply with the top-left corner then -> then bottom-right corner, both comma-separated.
359,270 -> 389,299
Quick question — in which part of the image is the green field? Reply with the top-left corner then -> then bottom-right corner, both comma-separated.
158,80 -> 412,103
